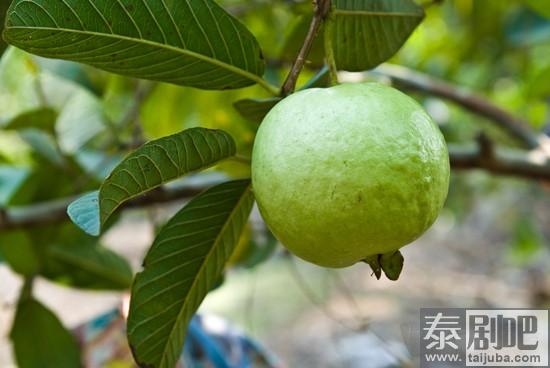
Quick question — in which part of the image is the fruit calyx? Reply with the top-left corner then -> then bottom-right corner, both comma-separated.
363,250 -> 404,281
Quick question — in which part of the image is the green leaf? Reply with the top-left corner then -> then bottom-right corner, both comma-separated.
331,0 -> 424,71
127,180 -> 254,368
11,298 -> 81,368
5,0 -> 266,90
0,165 -> 31,206
0,0 -> 10,53
0,230 -> 41,276
525,0 -> 550,19
56,89 -> 107,154
0,48 -> 43,124
300,65 -> 330,90
68,128 -> 236,236
233,66 -> 329,124
380,250 -> 404,281
233,97 -> 281,124
3,107 -> 57,133
19,129 -> 67,167
44,243 -> 133,290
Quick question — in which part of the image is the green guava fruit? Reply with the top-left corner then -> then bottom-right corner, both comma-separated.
251,83 -> 450,268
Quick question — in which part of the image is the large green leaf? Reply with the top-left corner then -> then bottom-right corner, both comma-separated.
68,128 -> 236,236
127,180 -> 254,368
4,0 -> 266,90
44,243 -> 133,290
331,0 -> 424,71
11,298 -> 81,368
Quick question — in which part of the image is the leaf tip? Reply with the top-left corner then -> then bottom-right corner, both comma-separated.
67,191 -> 101,236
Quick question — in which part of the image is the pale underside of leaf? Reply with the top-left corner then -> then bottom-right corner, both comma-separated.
127,180 -> 254,368
4,0 -> 265,90
67,128 -> 236,236
332,0 -> 424,71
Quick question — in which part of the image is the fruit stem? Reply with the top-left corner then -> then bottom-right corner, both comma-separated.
281,0 -> 332,96
323,7 -> 339,86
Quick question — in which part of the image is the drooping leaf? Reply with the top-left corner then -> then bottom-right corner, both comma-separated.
228,224 -> 278,269
11,298 -> 81,368
44,243 -> 133,290
127,180 -> 254,368
233,97 -> 281,124
331,0 -> 424,71
68,128 -> 236,236
233,66 -> 329,124
4,0 -> 266,90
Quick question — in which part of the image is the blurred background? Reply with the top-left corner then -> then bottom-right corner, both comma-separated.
1,0 -> 550,367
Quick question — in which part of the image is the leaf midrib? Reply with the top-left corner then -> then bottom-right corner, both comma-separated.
334,9 -> 423,18
99,145 -> 235,228
157,182 -> 251,368
4,25 -> 265,85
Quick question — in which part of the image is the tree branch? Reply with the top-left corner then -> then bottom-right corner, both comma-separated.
2,143 -> 549,232
372,64 -> 541,149
448,143 -> 550,181
0,185 -> 210,231
281,0 -> 332,96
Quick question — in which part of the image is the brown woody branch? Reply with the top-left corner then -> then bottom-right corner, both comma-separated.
0,185 -> 207,231
281,0 -> 332,96
449,144 -> 550,181
1,143 -> 549,231
372,64 -> 541,149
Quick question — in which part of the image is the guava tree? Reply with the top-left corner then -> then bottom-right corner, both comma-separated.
0,0 -> 549,367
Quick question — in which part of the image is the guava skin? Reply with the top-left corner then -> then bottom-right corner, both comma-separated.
251,83 -> 450,268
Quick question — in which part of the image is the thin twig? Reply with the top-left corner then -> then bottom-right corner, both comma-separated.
372,64 -> 541,149
281,0 -> 332,96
